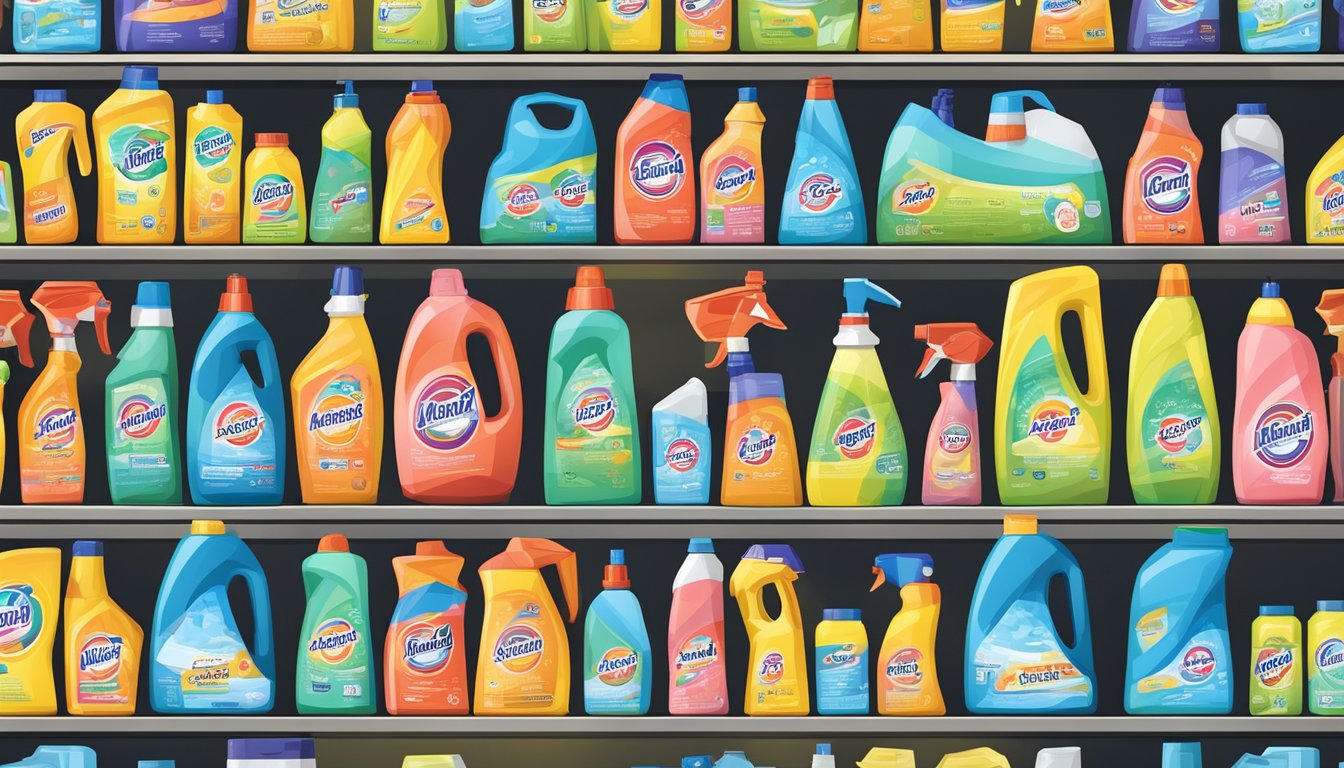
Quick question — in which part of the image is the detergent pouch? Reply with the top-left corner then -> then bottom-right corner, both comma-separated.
1238,0 -> 1319,50
738,0 -> 858,49
15,0 -> 99,51
117,0 -> 237,50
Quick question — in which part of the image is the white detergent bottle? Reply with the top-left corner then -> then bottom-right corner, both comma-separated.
1219,104 -> 1290,244
652,377 -> 712,504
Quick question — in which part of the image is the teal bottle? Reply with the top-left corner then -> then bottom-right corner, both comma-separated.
297,534 -> 376,714
543,266 -> 641,504
105,281 -> 181,505
584,549 -> 652,715
309,82 -> 373,244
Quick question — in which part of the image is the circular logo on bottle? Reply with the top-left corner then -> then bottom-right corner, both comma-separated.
665,437 -> 700,472
77,633 -> 124,680
214,402 -> 263,447
532,0 -> 567,21
1180,645 -> 1217,682
629,141 -> 686,200
117,394 -> 166,440
1027,400 -> 1079,444
886,647 -> 924,688
893,180 -> 938,215
1139,157 -> 1193,215
414,375 -> 479,451
33,405 -> 77,449
0,585 -> 41,654
505,184 -> 543,217
493,624 -> 544,674
757,651 -> 785,685
308,618 -> 360,665
736,427 -> 777,466
572,387 -> 617,433
798,173 -> 843,212
596,647 -> 639,686
1252,402 -> 1314,468
401,620 -> 455,674
712,156 -> 757,202
833,417 -> 877,459
939,423 -> 971,453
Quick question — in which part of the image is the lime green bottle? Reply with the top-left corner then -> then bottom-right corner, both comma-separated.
373,0 -> 449,50
1250,605 -> 1302,716
524,0 -> 586,50
309,82 -> 373,244
297,534 -> 375,714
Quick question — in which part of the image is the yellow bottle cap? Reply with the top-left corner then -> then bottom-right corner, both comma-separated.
1003,514 -> 1037,535
403,758 -> 466,768
858,749 -> 916,768
191,520 -> 226,535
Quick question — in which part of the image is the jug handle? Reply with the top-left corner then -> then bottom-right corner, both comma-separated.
254,334 -> 284,392
1060,562 -> 1092,656
511,93 -> 588,138
1059,296 -> 1108,409
72,110 -> 93,177
235,564 -> 275,668
457,315 -> 522,434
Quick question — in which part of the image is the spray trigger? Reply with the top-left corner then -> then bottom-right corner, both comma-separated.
30,281 -> 112,355
685,270 -> 786,368
0,290 -> 36,368
914,323 -> 994,378
843,278 -> 901,315
870,566 -> 886,592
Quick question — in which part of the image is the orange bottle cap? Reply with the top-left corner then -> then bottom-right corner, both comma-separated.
807,76 -> 835,100
219,274 -> 253,312
1004,514 -> 1038,535
255,132 -> 288,147
319,534 -> 349,553
1157,264 -> 1191,297
416,540 -> 453,557
567,265 -> 614,311
430,269 -> 467,297
603,549 -> 631,589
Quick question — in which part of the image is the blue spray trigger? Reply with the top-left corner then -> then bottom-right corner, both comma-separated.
872,553 -> 933,591
989,90 -> 1056,114
843,278 -> 900,315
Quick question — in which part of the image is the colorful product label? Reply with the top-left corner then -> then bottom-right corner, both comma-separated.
1132,0 -> 1218,48
1219,145 -> 1290,242
411,371 -> 480,454
653,412 -> 711,505
629,141 -> 688,201
808,382 -> 907,506
816,641 -> 868,712
1310,169 -> 1344,241
746,644 -> 806,712
584,622 -> 645,715
153,589 -> 270,711
247,172 -> 301,240
942,0 -> 1004,49
969,599 -> 1092,710
109,379 -> 175,493
0,584 -> 43,655
197,371 -> 279,497
14,0 -> 99,51
479,592 -> 560,711
741,0 -> 858,50
1311,634 -> 1344,712
1138,361 -> 1213,476
552,354 -> 635,491
76,632 -> 131,705
455,0 -> 513,50
302,596 -> 371,706
388,580 -> 468,712
880,645 -> 938,712
301,368 -> 376,497
1251,401 -> 1315,474
1131,607 -> 1229,709
22,394 -> 83,492
1251,634 -> 1298,714
1237,0 -> 1319,50
703,151 -> 763,242
252,0 -> 348,49
105,123 -> 172,238
482,154 -> 597,243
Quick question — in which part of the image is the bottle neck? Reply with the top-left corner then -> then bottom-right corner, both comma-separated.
900,581 -> 939,608
949,362 -> 975,381
726,346 -> 754,379
69,556 -> 108,599
52,336 -> 76,353
325,295 -> 365,317
131,307 -> 173,328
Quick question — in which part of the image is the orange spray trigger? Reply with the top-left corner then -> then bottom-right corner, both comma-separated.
30,281 -> 113,354
0,291 -> 36,368
870,566 -> 886,592
1317,290 -> 1344,374
914,323 -> 994,379
684,270 -> 786,368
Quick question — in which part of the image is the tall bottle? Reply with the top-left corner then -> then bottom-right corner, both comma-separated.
184,90 -> 242,244
64,540 -> 142,716
700,88 -> 766,244
779,77 -> 866,245
385,541 -> 470,715
915,323 -> 994,505
310,82 -> 373,244
614,74 -> 695,244
381,81 -> 451,244
871,553 -> 943,716
668,537 -> 727,715
1124,87 -> 1203,244
1249,605 -> 1302,716
584,549 -> 652,715
106,281 -> 181,505
297,534 -> 375,715
243,132 -> 306,244
730,544 -> 808,715
375,0 -> 449,49
93,66 -> 176,245
652,378 -> 712,505
1219,104 -> 1290,244
15,89 -> 91,245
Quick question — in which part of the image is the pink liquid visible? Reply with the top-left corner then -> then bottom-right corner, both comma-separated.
922,380 -> 981,505
667,577 -> 728,715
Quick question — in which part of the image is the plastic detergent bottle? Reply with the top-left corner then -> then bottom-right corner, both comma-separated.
0,548 -> 61,715
386,541 -> 469,715
731,544 -> 808,715
524,0 -> 585,49
186,275 -> 286,506
0,163 -> 17,244
859,0 -> 932,49
1127,264 -> 1220,505
701,88 -> 766,244
584,549 -> 652,715
739,0 -> 857,49
248,0 -> 353,49
937,749 -> 1010,768
1308,600 -> 1344,714
1305,132 -> 1344,243
939,0 -> 1003,49
1220,104 -> 1289,243
1129,0 -> 1218,49
686,271 -> 800,507
64,540 -> 142,716
310,82 -> 373,244
915,322 -> 993,506
474,538 -> 579,715
455,0 -> 512,49
1250,605 -> 1302,716
403,758 -> 466,768
815,608 -> 868,715
184,90 -> 242,245
105,281 -> 181,505
588,0 -> 661,48
395,269 -> 522,504
15,90 -> 91,245
544,266 -> 641,505
292,266 -> 381,504
1030,0 -> 1113,50
668,537 -> 727,715
93,66 -> 176,245
116,0 -> 237,50
1232,281 -> 1327,504
0,748 -> 97,768
995,266 -> 1110,506
481,93 -> 597,244
614,74 -> 695,244
382,81 -> 451,244
150,520 -> 275,713
1124,87 -> 1203,244
19,282 -> 111,505
14,0 -> 98,50
297,534 -> 374,714
244,133 -> 306,243
676,0 -> 730,49
227,740 -> 314,768
653,378 -> 712,505
780,77 -> 866,245
1318,291 -> 1344,502
807,278 -> 905,506
375,0 -> 448,49
965,514 -> 1096,713
872,553 -> 943,715
1124,526 -> 1232,713
1239,0 -> 1319,50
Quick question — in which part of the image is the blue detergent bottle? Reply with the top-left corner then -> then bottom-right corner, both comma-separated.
14,0 -> 99,51
1124,527 -> 1233,714
779,76 -> 866,245
1238,0 -> 1319,51
965,514 -> 1096,714
584,549 -> 652,715
186,275 -> 286,505
455,0 -> 513,50
652,377 -> 712,505
150,520 -> 275,713
0,748 -> 96,768
1129,0 -> 1218,50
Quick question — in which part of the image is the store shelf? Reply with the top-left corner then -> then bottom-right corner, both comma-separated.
3,53 -> 1344,81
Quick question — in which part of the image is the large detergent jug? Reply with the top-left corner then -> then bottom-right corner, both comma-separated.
995,266 -> 1110,505
1250,605 -> 1302,716
186,275 -> 286,506
395,269 -> 522,504
116,0 -> 237,50
524,0 -> 584,49
375,0 -> 448,49
150,520 -> 275,713
297,534 -> 375,714
939,0 -> 1002,49
93,66 -> 176,245
1030,0 -> 1113,50
0,748 -> 96,768
916,323 -> 994,506
1124,527 -> 1232,714
386,541 -> 469,715
455,0 -> 512,49
1220,104 -> 1290,244
293,266 -> 382,505
474,538 -> 579,716
584,549 -> 652,715
858,0 -> 931,49
481,94 -> 597,244
310,82 -> 373,244
0,548 -> 61,716
1124,87 -> 1203,244
14,0 -> 98,50
730,544 -> 808,715
105,281 -> 181,505
676,0 -> 730,49
965,514 -> 1096,713
668,537 -> 727,715
65,541 -> 142,716
614,74 -> 695,244
244,132 -> 306,243
1305,133 -> 1344,243
808,278 -> 906,507
652,378 -> 712,505
701,88 -> 766,244
382,81 -> 451,244
1319,291 -> 1344,503
544,266 -> 641,504
1239,0 -> 1319,50
1129,0 -> 1217,48
185,90 -> 242,245
19,282 -> 111,505
15,90 -> 91,245
1307,600 -> 1344,714
687,271 -> 801,507
871,553 -> 943,716
739,0 -> 857,49
780,77 -> 865,245
1232,281 -> 1327,504
1127,265 -> 1220,505
248,0 -> 353,49
588,0 -> 661,48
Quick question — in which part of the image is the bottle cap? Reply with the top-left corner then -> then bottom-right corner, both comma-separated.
649,73 -> 684,83
566,265 -> 614,311
1155,86 -> 1186,108
192,520 -> 227,536
1158,263 -> 1191,297
121,65 -> 159,90
73,540 -> 103,557
1260,605 -> 1294,616
738,86 -> 757,102
1237,103 -> 1268,115
219,274 -> 254,312
821,608 -> 860,621
335,80 -> 359,109
136,281 -> 172,309
843,277 -> 901,316
872,553 -> 934,590
688,537 -> 714,553
1262,280 -> 1281,298
30,281 -> 112,352
34,89 -> 66,103
228,740 -> 316,762
430,268 -> 467,297
741,543 -> 805,573
415,540 -> 454,557
206,90 -> 224,105
255,132 -> 288,147
806,76 -> 834,100
319,533 -> 350,553
140,762 -> 176,768
1318,600 -> 1344,612
1004,514 -> 1038,535
817,746 -> 833,757
603,548 -> 630,589
411,80 -> 435,93
331,266 -> 363,297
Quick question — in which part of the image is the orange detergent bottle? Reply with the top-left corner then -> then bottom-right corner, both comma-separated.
386,541 -> 470,715
614,74 -> 695,244
1124,87 -> 1204,244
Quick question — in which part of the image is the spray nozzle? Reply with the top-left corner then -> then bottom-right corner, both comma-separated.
0,290 -> 36,368
685,270 -> 786,368
871,553 -> 934,591
335,80 -> 359,109
843,278 -> 900,316
1317,290 -> 1344,375
30,281 -> 111,354
913,323 -> 994,378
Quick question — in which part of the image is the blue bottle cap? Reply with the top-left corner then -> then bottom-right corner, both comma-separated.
140,762 -> 176,768
1154,86 -> 1185,109
335,80 -> 359,109
1260,605 -> 1294,616
1319,600 -> 1344,612
874,553 -> 934,587
1237,103 -> 1268,115
649,73 -> 684,83
1163,743 -> 1202,768
331,266 -> 363,296
741,543 -> 804,573
206,90 -> 224,105
738,86 -> 757,102
822,608 -> 860,621
688,537 -> 714,553
72,540 -> 103,557
34,89 -> 66,103
411,80 -> 435,93
1262,280 -> 1281,298
121,66 -> 160,90
610,549 -> 625,565
228,740 -> 316,761
135,281 -> 171,309
817,745 -> 832,756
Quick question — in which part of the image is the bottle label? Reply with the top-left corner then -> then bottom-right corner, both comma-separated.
817,641 -> 868,712
413,372 -> 480,452
388,581 -> 469,712
1312,636 -> 1344,711
1002,335 -> 1104,496
1251,401 -> 1315,471
1251,637 -> 1297,702
192,126 -> 235,170
198,370 -> 279,495
76,632 -> 130,705
970,598 -> 1091,708
808,385 -> 906,503
302,367 -> 376,497
1138,361 -> 1212,479
480,591 -> 557,711
110,379 -> 174,492
24,394 -> 83,490
154,590 -> 270,711
303,598 -> 371,705
107,123 -> 171,238
553,354 -> 635,489
0,584 -> 42,656
1133,628 -> 1229,708
1140,156 -> 1194,215
584,633 -> 644,714
629,141 -> 687,201
483,155 -> 597,243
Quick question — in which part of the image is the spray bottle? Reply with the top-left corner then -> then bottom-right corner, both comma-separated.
1318,289 -> 1344,503
0,291 -> 35,495
871,553 -> 943,715
685,271 -> 800,507
18,282 -> 111,504
914,323 -> 994,505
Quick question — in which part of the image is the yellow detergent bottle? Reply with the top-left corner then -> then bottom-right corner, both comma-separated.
185,90 -> 243,245
244,132 -> 306,244
730,543 -> 808,716
1029,0 -> 1113,51
0,547 -> 61,716
93,66 -> 176,245
859,0 -> 933,50
248,0 -> 354,50
938,749 -> 1011,768
871,553 -> 944,716
64,540 -> 142,716
587,0 -> 661,49
700,87 -> 766,244
1306,133 -> 1344,243
940,0 -> 1004,50
15,89 -> 91,245
381,81 -> 451,244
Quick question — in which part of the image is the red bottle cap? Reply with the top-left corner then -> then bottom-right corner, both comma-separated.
219,274 -> 253,312
566,265 -> 614,311
319,534 -> 349,553
255,132 -> 288,147
807,76 -> 835,100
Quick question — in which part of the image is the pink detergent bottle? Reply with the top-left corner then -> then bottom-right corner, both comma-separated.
667,537 -> 727,715
1233,280 -> 1328,504
915,323 -> 995,505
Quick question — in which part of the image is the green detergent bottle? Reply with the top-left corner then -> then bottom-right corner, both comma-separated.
739,0 -> 857,50
524,0 -> 586,50
297,534 -> 376,714
374,0 -> 449,50
0,161 -> 16,243
309,82 -> 373,244
544,266 -> 641,505
105,281 -> 181,505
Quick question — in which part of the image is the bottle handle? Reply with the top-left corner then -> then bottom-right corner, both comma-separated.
253,334 -> 283,392
236,565 -> 274,669
1061,562 -> 1092,657
510,93 -> 587,139
1076,298 -> 1109,409
72,107 -> 93,177
456,314 -> 521,434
